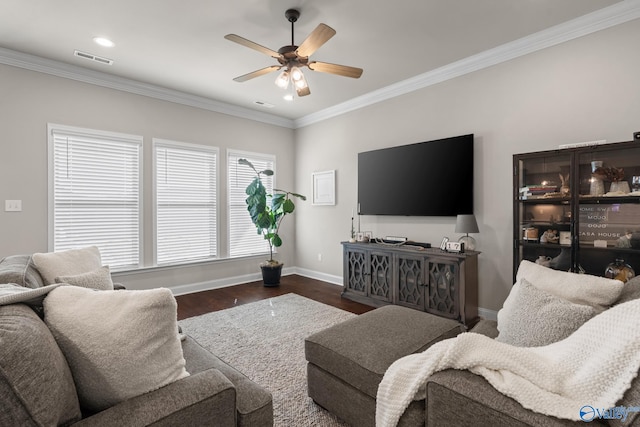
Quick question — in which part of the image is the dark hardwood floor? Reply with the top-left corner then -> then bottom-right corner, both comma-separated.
175,274 -> 375,320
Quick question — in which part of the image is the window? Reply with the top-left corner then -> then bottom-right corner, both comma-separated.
48,124 -> 142,269
228,150 -> 275,257
154,139 -> 218,265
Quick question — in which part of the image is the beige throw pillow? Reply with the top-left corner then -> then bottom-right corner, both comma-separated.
496,278 -> 597,347
515,260 -> 623,311
43,286 -> 189,412
55,265 -> 114,290
32,246 -> 102,285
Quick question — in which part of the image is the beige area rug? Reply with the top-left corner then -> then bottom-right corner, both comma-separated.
179,293 -> 356,426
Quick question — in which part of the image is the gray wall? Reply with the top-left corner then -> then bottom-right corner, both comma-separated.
2,19 -> 639,314
293,19 -> 640,313
0,64 -> 296,291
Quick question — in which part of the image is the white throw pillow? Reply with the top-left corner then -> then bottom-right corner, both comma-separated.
43,286 -> 189,412
32,246 -> 102,285
55,266 -> 114,291
515,260 -> 623,311
496,278 -> 597,346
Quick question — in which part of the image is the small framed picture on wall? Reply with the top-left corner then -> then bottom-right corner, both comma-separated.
312,170 -> 336,206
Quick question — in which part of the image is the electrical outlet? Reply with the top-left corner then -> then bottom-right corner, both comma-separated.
5,200 -> 22,212
317,253 -> 322,262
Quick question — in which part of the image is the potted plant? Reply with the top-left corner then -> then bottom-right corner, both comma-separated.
239,158 -> 306,286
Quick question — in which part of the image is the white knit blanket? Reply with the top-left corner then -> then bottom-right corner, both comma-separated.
376,299 -> 640,427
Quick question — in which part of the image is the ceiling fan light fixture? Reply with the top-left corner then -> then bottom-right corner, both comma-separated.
274,70 -> 290,89
290,66 -> 303,82
292,68 -> 308,89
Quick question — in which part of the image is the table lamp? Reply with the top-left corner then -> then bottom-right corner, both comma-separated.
455,214 -> 479,251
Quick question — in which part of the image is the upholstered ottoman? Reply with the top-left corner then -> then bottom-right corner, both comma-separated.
305,305 -> 464,426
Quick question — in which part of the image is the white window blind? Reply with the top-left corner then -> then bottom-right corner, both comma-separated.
48,124 -> 142,269
228,150 -> 275,258
154,140 -> 218,265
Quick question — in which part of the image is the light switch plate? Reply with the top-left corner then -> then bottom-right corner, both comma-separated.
5,200 -> 22,212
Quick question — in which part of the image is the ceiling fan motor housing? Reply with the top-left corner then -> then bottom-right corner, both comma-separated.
285,9 -> 300,23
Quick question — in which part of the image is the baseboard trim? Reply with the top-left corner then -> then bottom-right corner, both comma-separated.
169,266 -> 498,321
478,307 -> 498,322
169,266 -> 297,296
292,267 -> 343,286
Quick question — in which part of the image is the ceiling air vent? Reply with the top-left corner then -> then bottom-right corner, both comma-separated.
254,101 -> 275,108
74,50 -> 113,65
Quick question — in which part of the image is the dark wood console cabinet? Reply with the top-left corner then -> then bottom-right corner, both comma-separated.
342,242 -> 479,327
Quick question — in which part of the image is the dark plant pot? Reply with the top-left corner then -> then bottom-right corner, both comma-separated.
260,263 -> 283,287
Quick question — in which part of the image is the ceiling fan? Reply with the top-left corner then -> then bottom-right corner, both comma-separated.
224,9 -> 363,97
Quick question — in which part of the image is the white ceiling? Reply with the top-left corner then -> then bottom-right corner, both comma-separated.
0,0 -> 630,123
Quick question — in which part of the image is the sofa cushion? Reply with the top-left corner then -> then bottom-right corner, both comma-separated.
497,278 -> 596,347
44,286 -> 189,412
0,304 -> 81,426
515,260 -> 623,311
32,246 -> 102,285
55,265 -> 114,290
0,254 -> 45,288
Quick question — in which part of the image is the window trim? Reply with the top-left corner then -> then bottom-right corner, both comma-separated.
152,138 -> 220,266
227,149 -> 276,259
47,123 -> 144,269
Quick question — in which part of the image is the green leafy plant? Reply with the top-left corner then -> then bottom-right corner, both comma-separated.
239,158 -> 306,264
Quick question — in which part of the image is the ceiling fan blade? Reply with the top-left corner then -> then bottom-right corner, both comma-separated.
295,24 -> 336,58
232,65 -> 282,82
224,34 -> 281,59
308,61 -> 363,79
296,85 -> 311,97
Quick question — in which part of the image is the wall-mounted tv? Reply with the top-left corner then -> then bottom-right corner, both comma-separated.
358,134 -> 474,216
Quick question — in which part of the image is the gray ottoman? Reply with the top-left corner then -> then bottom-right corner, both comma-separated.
305,305 -> 464,427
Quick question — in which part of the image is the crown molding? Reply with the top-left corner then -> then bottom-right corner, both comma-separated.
1,1 -> 638,130
0,47 -> 295,129
294,0 -> 640,128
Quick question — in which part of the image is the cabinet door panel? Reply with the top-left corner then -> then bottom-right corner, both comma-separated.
427,260 -> 459,319
369,251 -> 392,302
396,255 -> 425,310
345,249 -> 368,295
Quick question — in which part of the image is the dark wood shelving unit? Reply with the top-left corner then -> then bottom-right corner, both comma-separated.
513,140 -> 640,282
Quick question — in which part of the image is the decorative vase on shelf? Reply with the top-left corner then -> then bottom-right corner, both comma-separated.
590,178 -> 605,196
590,161 -> 605,196
609,181 -> 631,194
604,259 -> 635,283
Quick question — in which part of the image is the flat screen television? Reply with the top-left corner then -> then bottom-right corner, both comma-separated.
358,134 -> 474,216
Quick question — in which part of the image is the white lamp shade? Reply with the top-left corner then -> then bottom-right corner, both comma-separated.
455,214 -> 479,234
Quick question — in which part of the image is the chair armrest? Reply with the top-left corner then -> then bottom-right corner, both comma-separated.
74,368 -> 236,427
425,370 -> 591,426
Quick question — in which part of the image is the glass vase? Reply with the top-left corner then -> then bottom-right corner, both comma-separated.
604,259 -> 635,283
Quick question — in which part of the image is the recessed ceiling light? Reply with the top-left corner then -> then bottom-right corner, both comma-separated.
283,94 -> 294,101
93,37 -> 115,48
